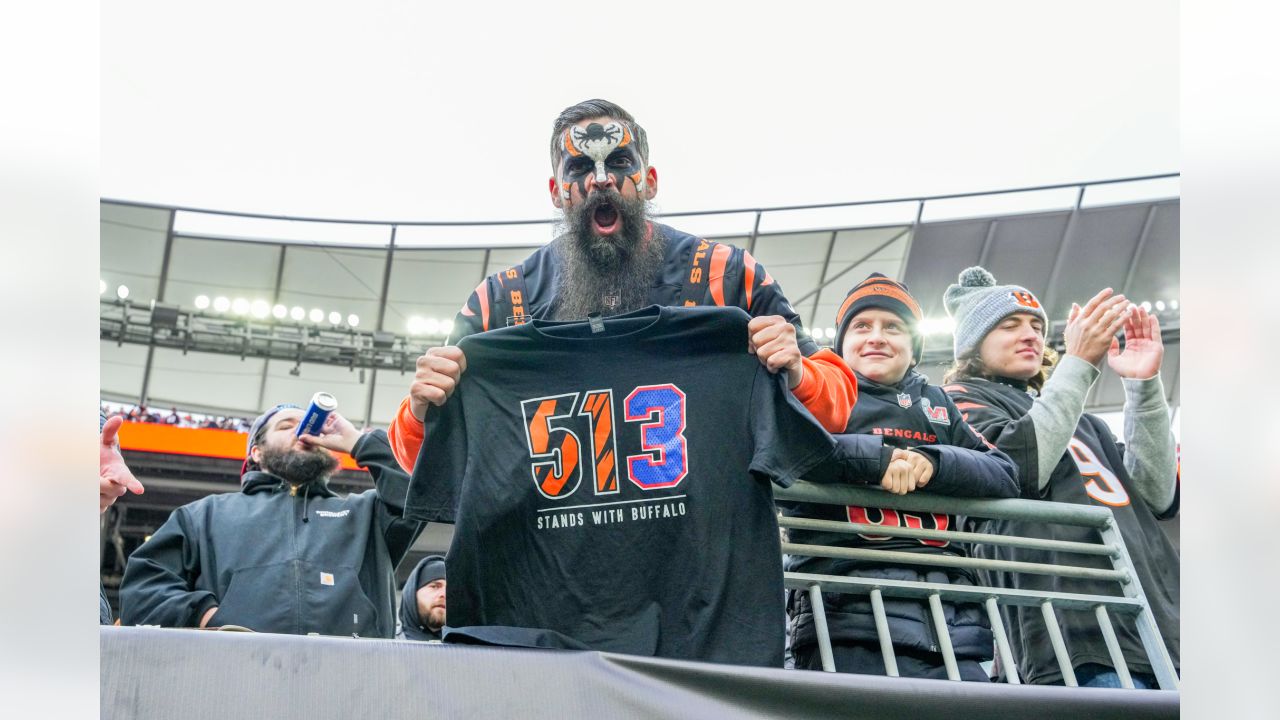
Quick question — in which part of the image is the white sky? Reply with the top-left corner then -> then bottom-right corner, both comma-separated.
102,1 -> 1177,231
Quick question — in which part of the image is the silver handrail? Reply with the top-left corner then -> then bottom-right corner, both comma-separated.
774,481 -> 1179,690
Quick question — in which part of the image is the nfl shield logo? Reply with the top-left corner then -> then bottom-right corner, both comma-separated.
897,393 -> 913,409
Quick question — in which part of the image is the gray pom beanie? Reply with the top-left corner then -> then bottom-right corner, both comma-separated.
943,266 -> 1048,360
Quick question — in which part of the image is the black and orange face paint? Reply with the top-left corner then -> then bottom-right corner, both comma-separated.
558,121 -> 644,200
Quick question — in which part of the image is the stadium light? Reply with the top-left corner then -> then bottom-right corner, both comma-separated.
1170,299 -> 1179,311
440,319 -> 454,336
116,284 -> 130,300
1155,300 -> 1166,312
232,298 -> 250,316
194,295 -> 210,310
347,314 -> 360,328
272,304 -> 288,319
309,308 -> 324,323
328,311 -> 342,325
424,318 -> 441,335
918,317 -> 956,336
407,316 -> 424,334
1140,301 -> 1152,312
290,306 -> 305,321
251,300 -> 271,319
213,296 -> 231,312
100,279 -> 107,295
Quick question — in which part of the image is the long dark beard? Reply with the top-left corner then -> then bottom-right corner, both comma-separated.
259,443 -> 339,486
552,189 -> 666,320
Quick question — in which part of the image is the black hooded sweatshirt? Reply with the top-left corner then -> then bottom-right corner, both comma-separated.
398,556 -> 444,641
120,430 -> 421,638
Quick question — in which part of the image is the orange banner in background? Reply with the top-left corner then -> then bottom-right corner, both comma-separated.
117,422 -> 363,471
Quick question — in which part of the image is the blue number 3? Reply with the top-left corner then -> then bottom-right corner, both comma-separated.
624,384 -> 688,489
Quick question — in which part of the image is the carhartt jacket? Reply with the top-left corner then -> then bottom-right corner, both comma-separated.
120,430 -> 421,638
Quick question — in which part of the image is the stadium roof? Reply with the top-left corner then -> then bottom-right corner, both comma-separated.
101,176 -> 1178,425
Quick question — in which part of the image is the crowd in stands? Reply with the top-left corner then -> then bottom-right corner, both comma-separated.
100,402 -> 252,432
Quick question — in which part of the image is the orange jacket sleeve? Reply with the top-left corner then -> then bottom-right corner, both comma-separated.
387,396 -> 425,473
790,348 -> 858,433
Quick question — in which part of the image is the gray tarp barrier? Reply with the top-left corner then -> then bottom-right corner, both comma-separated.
101,627 -> 1178,719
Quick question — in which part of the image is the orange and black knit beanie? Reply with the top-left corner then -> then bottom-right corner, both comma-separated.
834,273 -> 925,365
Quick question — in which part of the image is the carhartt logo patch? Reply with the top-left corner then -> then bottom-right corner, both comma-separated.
316,509 -> 350,518
320,572 -> 335,586
921,398 -> 951,425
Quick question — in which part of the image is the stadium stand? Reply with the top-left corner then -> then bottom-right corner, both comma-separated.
100,176 -> 1179,714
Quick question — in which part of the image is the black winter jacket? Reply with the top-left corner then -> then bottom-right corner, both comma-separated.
783,371 -> 1019,659
120,430 -> 422,638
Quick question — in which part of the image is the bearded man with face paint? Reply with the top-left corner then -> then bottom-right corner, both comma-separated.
386,98 -> 857,471
119,404 -> 422,637
781,273 -> 1019,680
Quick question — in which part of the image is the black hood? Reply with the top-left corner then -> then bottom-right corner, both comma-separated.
399,555 -> 445,641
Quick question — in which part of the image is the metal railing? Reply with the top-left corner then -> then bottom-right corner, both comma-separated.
773,481 -> 1179,690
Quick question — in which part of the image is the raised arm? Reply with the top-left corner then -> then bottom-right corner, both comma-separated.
1107,306 -> 1178,515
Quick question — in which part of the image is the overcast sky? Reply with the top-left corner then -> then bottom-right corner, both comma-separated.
102,1 -> 1177,231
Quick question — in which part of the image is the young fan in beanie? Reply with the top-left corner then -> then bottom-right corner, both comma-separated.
941,267 -> 1179,687
782,272 -> 1019,681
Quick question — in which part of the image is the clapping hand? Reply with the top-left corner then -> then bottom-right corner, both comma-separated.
1064,289 -> 1132,366
1107,304 -> 1164,380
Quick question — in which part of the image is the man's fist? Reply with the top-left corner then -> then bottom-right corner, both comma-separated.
879,457 -> 918,495
747,315 -> 804,389
892,448 -> 934,489
409,346 -> 468,421
100,415 -> 144,513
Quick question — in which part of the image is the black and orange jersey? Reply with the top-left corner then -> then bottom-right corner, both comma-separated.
403,306 -> 836,667
782,370 -> 1018,659
387,222 -> 857,470
943,376 -> 1179,684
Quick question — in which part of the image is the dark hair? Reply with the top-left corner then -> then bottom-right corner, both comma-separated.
549,99 -> 649,171
943,345 -> 1060,393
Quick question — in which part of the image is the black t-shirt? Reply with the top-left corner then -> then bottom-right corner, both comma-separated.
405,305 -> 835,667
944,376 -> 1180,683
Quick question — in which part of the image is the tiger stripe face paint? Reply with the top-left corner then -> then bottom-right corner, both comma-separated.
558,120 -> 645,200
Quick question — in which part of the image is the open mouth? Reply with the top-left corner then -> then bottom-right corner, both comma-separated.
592,202 -> 620,235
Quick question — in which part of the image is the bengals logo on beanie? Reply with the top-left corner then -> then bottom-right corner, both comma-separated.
833,273 -> 925,365
943,266 -> 1048,361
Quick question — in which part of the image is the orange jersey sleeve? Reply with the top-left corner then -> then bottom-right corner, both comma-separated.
387,396 -> 426,473
790,348 -> 858,433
